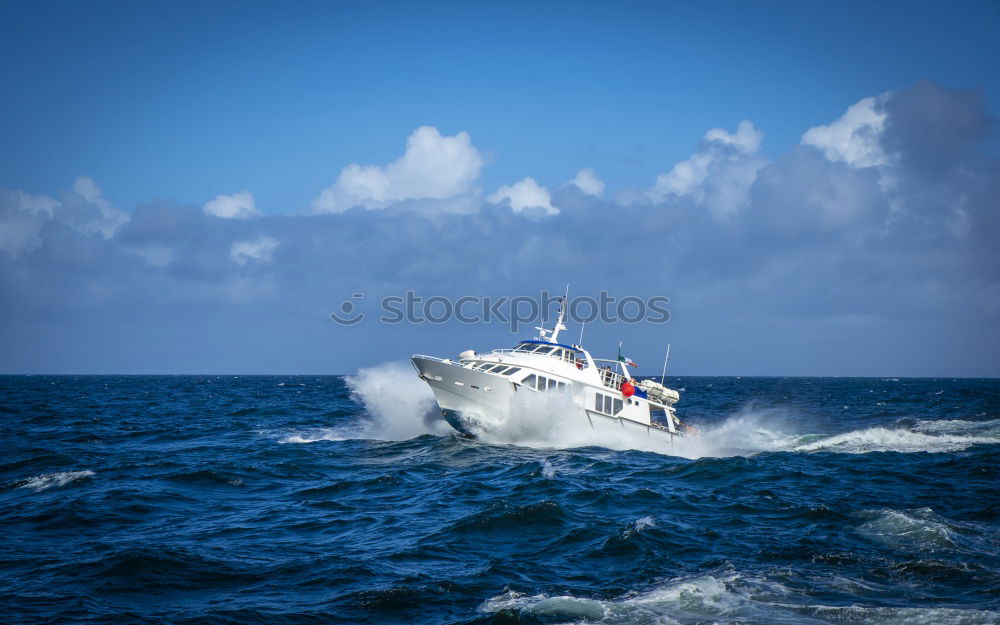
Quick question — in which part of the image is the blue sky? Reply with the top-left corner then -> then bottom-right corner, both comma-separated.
1,1 -> 998,375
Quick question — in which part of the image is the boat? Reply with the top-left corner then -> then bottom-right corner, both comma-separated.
411,297 -> 691,441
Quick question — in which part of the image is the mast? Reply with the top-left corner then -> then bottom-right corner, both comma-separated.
534,296 -> 568,344
660,344 -> 671,385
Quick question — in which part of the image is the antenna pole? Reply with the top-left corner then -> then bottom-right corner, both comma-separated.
660,344 -> 671,385
578,320 -> 585,345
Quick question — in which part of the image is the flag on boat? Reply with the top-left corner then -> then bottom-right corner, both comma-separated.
617,342 -> 638,368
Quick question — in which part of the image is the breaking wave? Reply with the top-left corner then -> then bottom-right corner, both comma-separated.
15,470 -> 95,492
480,570 -> 1000,625
788,419 -> 1000,454
857,508 -> 957,552
278,430 -> 348,444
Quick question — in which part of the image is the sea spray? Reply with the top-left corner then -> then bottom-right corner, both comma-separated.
346,361 -> 451,439
455,385 -> 799,459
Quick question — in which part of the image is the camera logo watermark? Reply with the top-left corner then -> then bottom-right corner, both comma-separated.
329,290 -> 669,333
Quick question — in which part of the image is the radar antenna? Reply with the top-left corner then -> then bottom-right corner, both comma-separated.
536,295 -> 568,343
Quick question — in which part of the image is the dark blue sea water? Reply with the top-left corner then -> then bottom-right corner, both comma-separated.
1,370 -> 998,624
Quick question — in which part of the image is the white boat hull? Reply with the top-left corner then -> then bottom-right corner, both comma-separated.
412,356 -> 514,435
412,355 -> 684,442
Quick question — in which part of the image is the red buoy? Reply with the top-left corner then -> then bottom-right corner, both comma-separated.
621,382 -> 635,397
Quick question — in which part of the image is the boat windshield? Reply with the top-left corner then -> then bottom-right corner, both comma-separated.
513,342 -> 587,367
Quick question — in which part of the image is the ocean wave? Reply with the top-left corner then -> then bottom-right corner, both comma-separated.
15,470 -> 95,492
480,570 -> 1000,624
790,420 -> 1000,454
278,429 -> 348,444
857,508 -> 957,552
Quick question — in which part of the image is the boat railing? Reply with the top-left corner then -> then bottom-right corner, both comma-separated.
599,367 -> 625,390
412,354 -> 457,365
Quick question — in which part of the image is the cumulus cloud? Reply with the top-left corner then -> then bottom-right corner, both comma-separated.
311,126 -> 483,213
0,177 -> 126,260
68,176 -> 128,237
801,94 -> 890,168
647,120 -> 766,219
0,82 -> 997,375
0,191 -> 58,258
569,168 -> 605,196
487,177 -> 558,215
230,234 -> 279,265
204,191 -> 260,219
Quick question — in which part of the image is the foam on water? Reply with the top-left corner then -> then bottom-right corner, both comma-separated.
16,470 -> 95,492
539,458 -> 557,479
857,508 -> 957,552
790,420 -> 1000,454
481,570 -> 1000,625
278,430 -> 348,444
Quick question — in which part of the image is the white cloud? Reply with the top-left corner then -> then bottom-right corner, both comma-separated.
71,176 -> 128,237
18,191 -> 59,217
569,168 -> 605,196
704,120 -> 763,152
487,177 -> 558,215
801,94 -> 890,168
311,126 -> 484,213
230,235 -> 279,265
0,191 -> 55,258
204,191 -> 260,219
648,120 -> 765,219
0,178 -> 127,260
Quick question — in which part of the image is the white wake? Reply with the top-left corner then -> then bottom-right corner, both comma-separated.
287,361 -> 1000,459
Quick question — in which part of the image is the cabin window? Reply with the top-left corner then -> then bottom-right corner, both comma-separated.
493,365 -> 510,374
650,406 -> 668,426
547,378 -> 557,391
505,367 -> 521,377
514,344 -> 533,352
521,374 -> 537,389
557,381 -> 567,390
534,346 -> 554,355
594,392 -> 617,414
